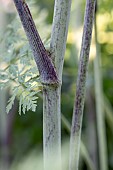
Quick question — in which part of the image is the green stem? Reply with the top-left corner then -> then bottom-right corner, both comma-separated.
69,0 -> 96,170
94,12 -> 108,170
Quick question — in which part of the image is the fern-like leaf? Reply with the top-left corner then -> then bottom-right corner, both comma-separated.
6,88 -> 18,113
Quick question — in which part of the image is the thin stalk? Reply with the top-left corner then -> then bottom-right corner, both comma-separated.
43,0 -> 72,170
69,0 -> 96,170
94,12 -> 108,170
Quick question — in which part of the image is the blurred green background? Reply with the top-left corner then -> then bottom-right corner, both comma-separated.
0,0 -> 113,170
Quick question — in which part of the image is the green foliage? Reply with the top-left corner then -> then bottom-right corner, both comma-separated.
0,3 -> 50,114
0,20 -> 40,114
6,87 -> 18,113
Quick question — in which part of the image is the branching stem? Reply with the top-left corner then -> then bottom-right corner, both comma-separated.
13,0 -> 58,85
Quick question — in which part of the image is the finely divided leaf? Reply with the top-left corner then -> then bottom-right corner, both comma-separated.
6,88 -> 18,113
18,91 -> 39,115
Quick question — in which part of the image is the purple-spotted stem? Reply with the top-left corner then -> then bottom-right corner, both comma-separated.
13,0 -> 59,85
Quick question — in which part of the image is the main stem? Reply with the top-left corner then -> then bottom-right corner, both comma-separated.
43,0 -> 72,170
43,85 -> 61,170
69,0 -> 96,170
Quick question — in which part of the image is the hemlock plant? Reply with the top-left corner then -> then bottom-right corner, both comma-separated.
0,0 -> 96,170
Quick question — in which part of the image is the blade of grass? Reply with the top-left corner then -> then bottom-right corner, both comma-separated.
94,9 -> 108,170
103,95 -> 113,133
